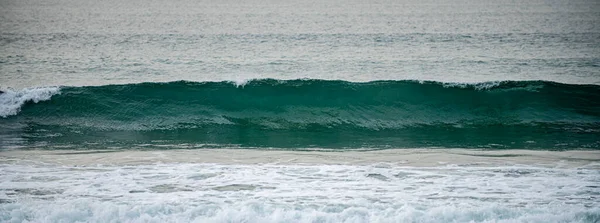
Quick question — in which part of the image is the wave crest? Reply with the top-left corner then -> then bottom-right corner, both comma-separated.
0,87 -> 60,118
1,80 -> 599,149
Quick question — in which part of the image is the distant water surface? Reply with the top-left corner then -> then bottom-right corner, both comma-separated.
1,0 -> 599,88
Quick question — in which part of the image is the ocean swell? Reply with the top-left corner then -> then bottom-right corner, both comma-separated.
1,79 -> 599,149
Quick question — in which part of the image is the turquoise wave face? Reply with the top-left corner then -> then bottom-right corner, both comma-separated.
1,79 -> 599,150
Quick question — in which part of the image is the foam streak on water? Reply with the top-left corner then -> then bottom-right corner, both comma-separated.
0,160 -> 598,223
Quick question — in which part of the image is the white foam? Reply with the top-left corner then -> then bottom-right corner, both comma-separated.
0,87 -> 60,118
442,81 -> 503,90
2,200 -> 597,223
228,77 -> 287,87
0,161 -> 598,222
229,78 -> 255,88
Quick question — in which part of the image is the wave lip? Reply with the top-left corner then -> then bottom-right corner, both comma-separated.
0,87 -> 60,118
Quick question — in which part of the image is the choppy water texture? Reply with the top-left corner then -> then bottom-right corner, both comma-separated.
1,0 -> 600,88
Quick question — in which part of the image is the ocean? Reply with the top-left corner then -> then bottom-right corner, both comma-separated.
1,0 -> 599,222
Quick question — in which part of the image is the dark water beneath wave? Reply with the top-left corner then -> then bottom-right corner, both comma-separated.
1,79 -> 599,150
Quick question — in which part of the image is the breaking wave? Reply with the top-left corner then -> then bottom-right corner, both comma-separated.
1,79 -> 599,149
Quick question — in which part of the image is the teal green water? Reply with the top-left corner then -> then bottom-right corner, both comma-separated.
1,79 -> 599,150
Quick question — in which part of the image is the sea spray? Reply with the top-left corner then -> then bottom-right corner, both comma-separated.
0,87 -> 60,118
